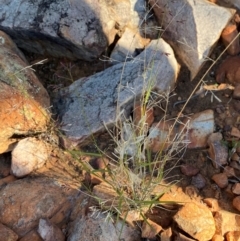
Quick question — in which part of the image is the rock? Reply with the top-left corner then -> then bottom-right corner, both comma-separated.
233,196 -> 240,212
19,230 -> 42,241
207,133 -> 228,168
11,138 -> 52,177
191,173 -> 206,189
0,31 -> 50,153
233,85 -> 240,100
0,154 -> 11,177
212,234 -> 224,241
212,173 -> 228,188
214,210 -> 240,236
230,126 -> 240,138
160,227 -> 172,241
141,219 -> 162,239
221,23 -> 240,55
110,27 -> 150,64
149,0 -> 234,79
0,222 -> 18,241
0,175 -> 17,187
216,56 -> 240,85
231,152 -> 240,162
174,232 -> 197,241
203,198 -> 220,212
226,231 -> 240,241
0,177 -> 78,237
0,0 -> 131,60
67,211 -> 140,241
224,166 -> 236,178
187,109 -> 215,148
173,202 -> 215,241
56,39 -> 179,148
147,109 -> 214,152
129,0 -> 158,39
222,0 -> 240,10
232,183 -> 240,195
38,218 -> 65,241
180,164 -> 199,176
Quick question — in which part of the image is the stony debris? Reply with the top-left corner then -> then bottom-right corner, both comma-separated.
173,202 -> 215,241
149,0 -> 234,79
11,138 -> 52,177
56,39 -> 179,148
0,0 -> 130,60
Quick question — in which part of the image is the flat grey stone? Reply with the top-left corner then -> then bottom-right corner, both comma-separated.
55,39 -> 179,148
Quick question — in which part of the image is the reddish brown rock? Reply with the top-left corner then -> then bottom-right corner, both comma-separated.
0,175 -> 17,187
173,202 -> 215,241
226,231 -> 240,241
231,127 -> 240,138
0,83 -> 50,153
18,230 -> 42,241
0,177 -> 78,237
141,219 -> 162,239
0,222 -> 18,241
0,31 -> 50,154
214,210 -> 240,236
212,234 -> 224,241
160,227 -> 172,241
207,133 -> 228,168
221,24 -> 240,55
216,56 -> 240,85
203,198 -> 220,212
233,196 -> 240,211
212,173 -> 228,188
232,183 -> 240,195
224,166 -> 236,177
233,84 -> 240,100
180,164 -> 199,176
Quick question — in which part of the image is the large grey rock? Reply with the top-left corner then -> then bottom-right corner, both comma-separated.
55,39 -> 179,148
149,0 -> 234,79
0,0 -> 130,60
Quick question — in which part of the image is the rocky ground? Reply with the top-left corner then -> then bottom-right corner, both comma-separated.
2,0 -> 240,240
